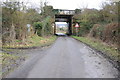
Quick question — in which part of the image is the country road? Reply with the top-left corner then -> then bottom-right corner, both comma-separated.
6,37 -> 118,78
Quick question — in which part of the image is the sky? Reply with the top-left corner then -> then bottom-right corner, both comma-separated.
22,0 -> 107,10
56,22 -> 68,28
48,0 -> 106,10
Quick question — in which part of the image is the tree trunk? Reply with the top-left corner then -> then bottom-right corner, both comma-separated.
10,22 -> 16,45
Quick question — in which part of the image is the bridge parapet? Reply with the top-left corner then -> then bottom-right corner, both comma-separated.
53,9 -> 75,15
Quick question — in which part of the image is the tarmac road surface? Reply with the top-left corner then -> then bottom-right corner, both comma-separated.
6,37 -> 118,78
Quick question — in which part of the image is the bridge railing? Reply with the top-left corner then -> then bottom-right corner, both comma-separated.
53,9 -> 75,15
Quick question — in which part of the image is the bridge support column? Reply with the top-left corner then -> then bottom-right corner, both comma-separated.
54,23 -> 56,35
67,17 -> 73,35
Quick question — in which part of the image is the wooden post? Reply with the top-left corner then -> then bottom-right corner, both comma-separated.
76,27 -> 78,36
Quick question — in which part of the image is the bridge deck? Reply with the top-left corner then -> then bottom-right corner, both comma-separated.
55,14 -> 73,22
54,9 -> 75,15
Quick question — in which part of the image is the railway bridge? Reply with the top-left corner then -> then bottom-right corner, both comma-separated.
53,9 -> 76,35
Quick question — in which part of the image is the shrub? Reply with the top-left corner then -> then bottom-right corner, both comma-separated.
33,22 -> 43,36
103,23 -> 119,45
89,24 -> 104,40
89,23 -> 119,48
73,22 -> 93,36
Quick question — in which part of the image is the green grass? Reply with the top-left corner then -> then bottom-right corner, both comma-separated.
72,36 -> 120,62
2,35 -> 57,48
28,35 -> 57,47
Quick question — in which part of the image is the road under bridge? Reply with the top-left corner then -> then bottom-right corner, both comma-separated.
54,9 -> 75,35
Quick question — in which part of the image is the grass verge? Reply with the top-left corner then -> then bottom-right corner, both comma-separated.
2,35 -> 57,49
72,36 -> 120,63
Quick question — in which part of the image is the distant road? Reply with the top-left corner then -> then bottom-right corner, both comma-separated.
6,37 -> 118,78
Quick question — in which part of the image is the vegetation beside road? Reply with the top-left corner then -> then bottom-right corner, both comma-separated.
1,1 -> 57,77
72,36 -> 120,62
2,35 -> 57,49
2,1 -> 55,48
73,2 -> 120,51
72,1 -> 120,64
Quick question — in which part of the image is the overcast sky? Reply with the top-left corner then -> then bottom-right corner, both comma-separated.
23,0 -> 107,10
48,0 -> 107,10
